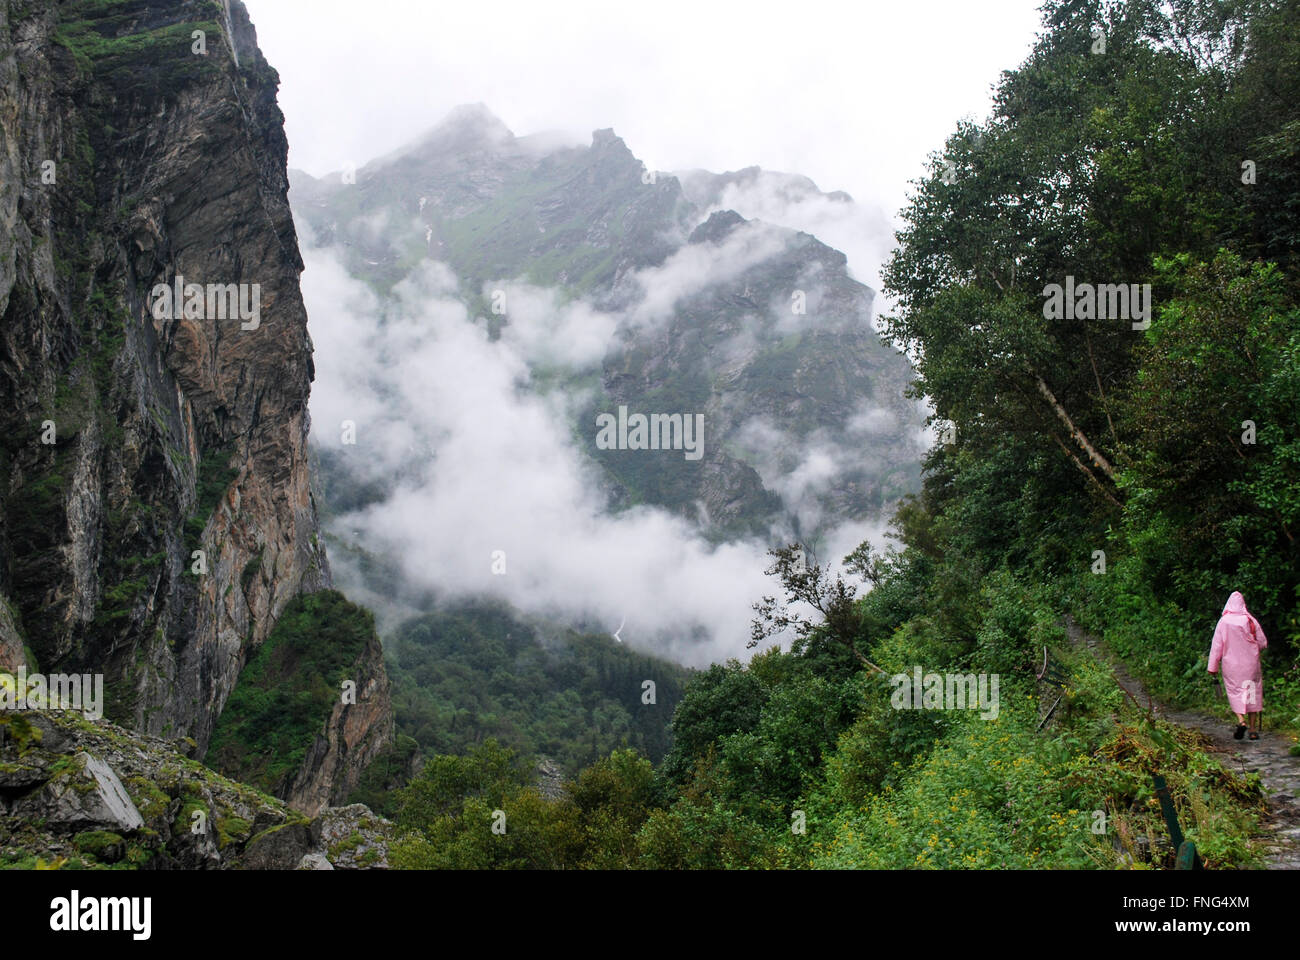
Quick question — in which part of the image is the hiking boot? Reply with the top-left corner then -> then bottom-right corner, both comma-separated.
1234,724 -> 1247,740
1249,731 -> 1259,741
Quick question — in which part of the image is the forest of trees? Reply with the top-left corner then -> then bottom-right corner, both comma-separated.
357,600 -> 689,810
382,0 -> 1299,868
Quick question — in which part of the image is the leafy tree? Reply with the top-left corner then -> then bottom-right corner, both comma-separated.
566,749 -> 657,869
636,754 -> 785,869
749,543 -> 887,673
391,739 -> 582,869
1116,250 -> 1299,643
657,660 -> 765,788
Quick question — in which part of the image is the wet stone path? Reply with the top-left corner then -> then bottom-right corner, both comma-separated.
1066,617 -> 1300,870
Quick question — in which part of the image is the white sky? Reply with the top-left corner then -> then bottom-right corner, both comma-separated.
243,0 -> 1045,234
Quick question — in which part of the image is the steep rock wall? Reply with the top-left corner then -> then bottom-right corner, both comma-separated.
0,0 -> 389,807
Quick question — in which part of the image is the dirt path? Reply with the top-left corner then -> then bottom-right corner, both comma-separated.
1065,617 -> 1300,869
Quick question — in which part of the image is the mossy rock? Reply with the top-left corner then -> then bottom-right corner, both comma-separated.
0,714 -> 43,754
172,797 -> 208,837
73,830 -> 125,862
215,815 -> 252,850
45,755 -> 78,779
0,853 -> 42,870
124,775 -> 169,820
328,830 -> 364,860
239,820 -> 316,869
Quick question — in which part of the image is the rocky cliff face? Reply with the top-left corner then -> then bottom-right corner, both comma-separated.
284,629 -> 393,816
0,0 -> 389,814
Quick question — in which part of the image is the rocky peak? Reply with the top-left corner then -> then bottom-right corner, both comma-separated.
415,101 -> 516,154
591,127 -> 627,150
588,127 -> 642,179
689,208 -> 748,244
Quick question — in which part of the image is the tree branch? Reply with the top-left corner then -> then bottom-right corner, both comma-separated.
1052,434 -> 1122,508
1084,329 -> 1118,448
1033,371 -> 1117,480
846,641 -> 887,676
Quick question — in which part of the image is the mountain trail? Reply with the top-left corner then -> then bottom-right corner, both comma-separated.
1064,616 -> 1300,869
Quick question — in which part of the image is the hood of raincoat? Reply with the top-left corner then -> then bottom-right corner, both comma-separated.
1223,591 -> 1249,616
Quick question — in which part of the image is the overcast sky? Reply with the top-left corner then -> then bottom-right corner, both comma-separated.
243,0 -> 1045,239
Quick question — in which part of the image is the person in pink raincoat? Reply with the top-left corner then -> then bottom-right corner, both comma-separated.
1207,591 -> 1268,741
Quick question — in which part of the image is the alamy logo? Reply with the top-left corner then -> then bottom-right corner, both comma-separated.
150,275 -> 261,330
50,891 -> 151,940
0,667 -> 103,721
1041,275 -> 1151,330
595,405 -> 704,461
890,667 -> 1000,720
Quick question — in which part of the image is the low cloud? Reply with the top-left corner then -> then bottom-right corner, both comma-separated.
491,282 -> 617,370
678,169 -> 897,322
621,219 -> 789,330
735,418 -> 851,535
305,242 -> 862,666
300,196 -> 907,665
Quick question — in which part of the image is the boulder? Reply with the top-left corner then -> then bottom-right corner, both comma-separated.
240,821 -> 318,870
15,752 -> 143,832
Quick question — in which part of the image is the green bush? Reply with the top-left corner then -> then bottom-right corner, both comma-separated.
206,591 -> 375,794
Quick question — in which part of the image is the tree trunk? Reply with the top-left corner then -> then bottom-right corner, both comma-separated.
1033,372 -> 1117,480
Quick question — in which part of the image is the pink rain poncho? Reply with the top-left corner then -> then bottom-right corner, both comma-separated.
1208,591 -> 1267,713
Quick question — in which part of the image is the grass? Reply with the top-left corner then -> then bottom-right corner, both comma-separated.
185,443 -> 239,545
205,590 -> 376,794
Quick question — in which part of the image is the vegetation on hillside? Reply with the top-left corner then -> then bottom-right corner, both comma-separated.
207,590 -> 374,795
381,0 -> 1299,869
383,600 -> 690,777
